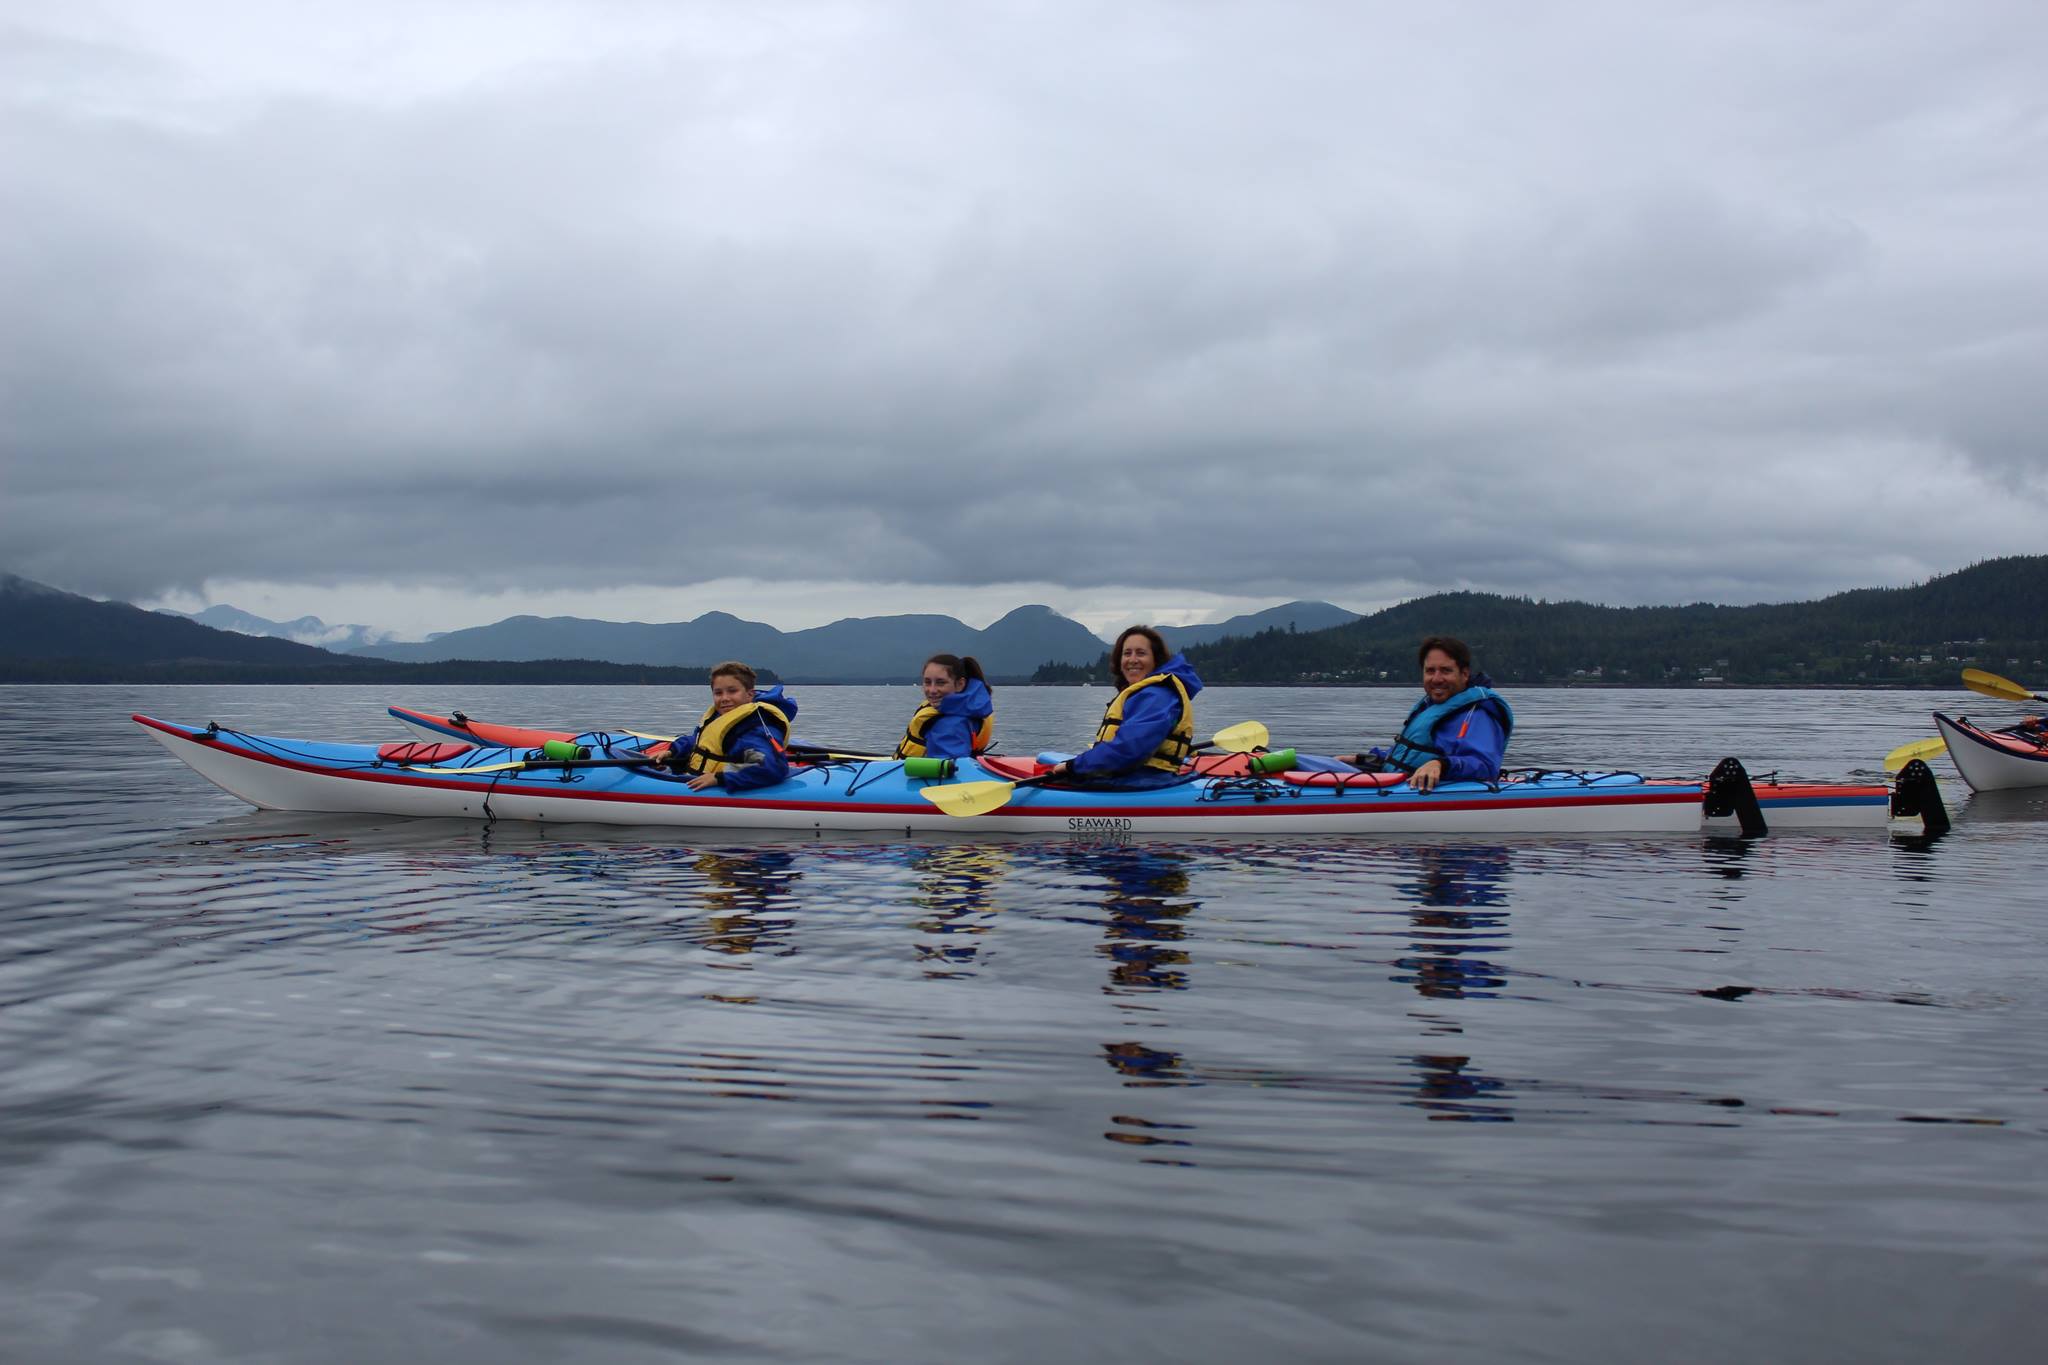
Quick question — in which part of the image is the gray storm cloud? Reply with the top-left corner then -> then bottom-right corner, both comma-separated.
4,0 -> 2046,612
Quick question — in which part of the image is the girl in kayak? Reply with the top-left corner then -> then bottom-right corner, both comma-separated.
1045,625 -> 1203,788
895,653 -> 995,760
666,661 -> 801,792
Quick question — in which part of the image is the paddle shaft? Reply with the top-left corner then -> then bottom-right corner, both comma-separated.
922,721 -> 1269,818
410,752 -> 661,775
788,744 -> 890,762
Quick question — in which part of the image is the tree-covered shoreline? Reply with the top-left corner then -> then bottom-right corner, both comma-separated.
1036,555 -> 2048,687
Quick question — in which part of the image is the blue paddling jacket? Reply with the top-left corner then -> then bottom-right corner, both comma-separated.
1071,653 -> 1205,781
1362,675 -> 1513,784
673,686 -> 800,791
899,677 -> 995,761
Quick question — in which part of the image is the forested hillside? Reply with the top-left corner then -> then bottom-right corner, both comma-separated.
1034,557 -> 2048,686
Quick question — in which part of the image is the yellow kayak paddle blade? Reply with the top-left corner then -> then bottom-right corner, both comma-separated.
1883,737 -> 1946,773
921,779 -> 1033,819
1961,668 -> 2042,703
1207,719 -> 1269,753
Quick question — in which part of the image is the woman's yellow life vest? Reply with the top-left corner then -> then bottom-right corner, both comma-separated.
894,704 -> 996,759
1092,673 -> 1195,773
680,700 -> 791,776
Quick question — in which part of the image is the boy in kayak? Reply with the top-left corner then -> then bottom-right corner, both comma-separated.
1342,636 -> 1513,792
666,661 -> 800,792
895,653 -> 996,760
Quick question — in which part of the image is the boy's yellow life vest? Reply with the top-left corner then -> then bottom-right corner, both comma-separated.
1092,673 -> 1194,773
894,704 -> 996,759
681,700 -> 791,776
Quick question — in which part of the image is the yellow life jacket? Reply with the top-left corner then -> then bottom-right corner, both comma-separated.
894,703 -> 996,759
680,700 -> 791,776
1092,673 -> 1195,773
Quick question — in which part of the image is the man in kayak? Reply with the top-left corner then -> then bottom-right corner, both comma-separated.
1342,636 -> 1513,792
665,661 -> 800,792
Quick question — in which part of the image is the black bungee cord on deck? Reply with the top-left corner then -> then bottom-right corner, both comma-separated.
196,723 -> 392,774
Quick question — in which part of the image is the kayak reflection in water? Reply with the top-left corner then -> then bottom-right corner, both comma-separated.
1391,844 -> 1516,1122
1390,844 -> 1513,1002
906,842 -> 1009,978
1405,1054 -> 1513,1123
664,660 -> 800,792
894,653 -> 996,760
1092,846 -> 1195,994
689,849 -> 801,958
1101,1040 -> 1188,1082
1044,625 -> 1204,789
1342,636 -> 1513,793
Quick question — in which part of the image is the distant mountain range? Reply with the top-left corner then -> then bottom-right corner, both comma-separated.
22,558 -> 2042,688
3,574 -> 370,670
1164,600 -> 1362,650
0,572 -> 1363,683
0,576 -> 761,685
342,600 -> 1363,680
351,605 -> 1116,679
163,604 -> 403,654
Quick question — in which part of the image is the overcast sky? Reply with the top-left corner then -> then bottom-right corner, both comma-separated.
5,1 -> 2045,638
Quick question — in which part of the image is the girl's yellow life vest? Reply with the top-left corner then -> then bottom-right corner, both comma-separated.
681,700 -> 791,776
894,704 -> 996,759
1092,673 -> 1195,773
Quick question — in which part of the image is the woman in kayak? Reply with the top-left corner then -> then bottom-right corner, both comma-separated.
895,653 -> 995,760
666,661 -> 800,792
1044,625 -> 1203,788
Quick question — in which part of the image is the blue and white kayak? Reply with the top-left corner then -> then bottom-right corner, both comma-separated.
136,715 -> 1919,836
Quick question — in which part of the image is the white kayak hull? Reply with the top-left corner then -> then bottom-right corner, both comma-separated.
1934,713 -> 2048,792
138,716 -> 1906,837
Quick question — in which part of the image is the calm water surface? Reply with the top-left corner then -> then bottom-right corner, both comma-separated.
2,685 -> 2043,1363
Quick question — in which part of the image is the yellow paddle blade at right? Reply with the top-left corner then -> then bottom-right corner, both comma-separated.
1961,668 -> 2038,703
920,779 -> 1021,818
1208,720 -> 1269,753
1883,737 -> 1947,773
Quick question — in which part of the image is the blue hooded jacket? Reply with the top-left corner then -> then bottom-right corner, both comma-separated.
1071,653 -> 1205,782
919,677 -> 995,760
1359,674 -> 1511,784
676,685 -> 800,792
